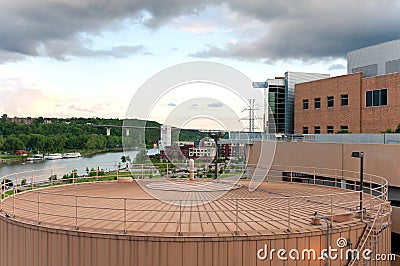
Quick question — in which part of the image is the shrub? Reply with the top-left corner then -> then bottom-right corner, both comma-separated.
336,130 -> 351,134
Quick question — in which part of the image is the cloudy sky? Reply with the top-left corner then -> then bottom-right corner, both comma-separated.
1,0 -> 400,119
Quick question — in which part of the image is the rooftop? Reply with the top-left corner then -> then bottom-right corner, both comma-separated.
1,179 -> 376,236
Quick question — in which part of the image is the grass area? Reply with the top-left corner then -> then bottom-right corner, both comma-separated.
79,147 -> 123,157
0,155 -> 24,159
218,171 -> 245,178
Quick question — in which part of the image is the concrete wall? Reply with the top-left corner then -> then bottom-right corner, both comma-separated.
309,133 -> 400,145
249,141 -> 399,236
392,207 -> 400,234
249,141 -> 400,188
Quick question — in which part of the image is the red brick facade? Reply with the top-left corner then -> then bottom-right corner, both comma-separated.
295,72 -> 400,134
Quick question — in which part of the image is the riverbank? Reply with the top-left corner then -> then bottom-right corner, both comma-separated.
0,156 -> 25,165
80,147 -> 123,157
0,148 -> 125,165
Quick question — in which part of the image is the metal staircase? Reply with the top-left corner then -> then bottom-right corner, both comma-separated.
348,202 -> 392,266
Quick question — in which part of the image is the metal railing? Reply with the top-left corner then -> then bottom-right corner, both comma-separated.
0,163 -> 389,236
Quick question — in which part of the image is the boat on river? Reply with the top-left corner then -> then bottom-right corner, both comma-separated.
44,154 -> 63,160
62,152 -> 82,159
26,154 -> 44,162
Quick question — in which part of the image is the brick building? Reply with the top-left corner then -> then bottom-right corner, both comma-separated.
295,72 -> 400,134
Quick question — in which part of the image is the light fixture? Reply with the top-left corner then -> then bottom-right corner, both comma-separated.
351,151 -> 364,216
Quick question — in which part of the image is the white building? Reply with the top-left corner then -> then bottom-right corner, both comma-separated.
347,39 -> 400,77
160,125 -> 171,149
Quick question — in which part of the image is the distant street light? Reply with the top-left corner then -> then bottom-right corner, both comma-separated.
208,131 -> 226,179
351,151 -> 364,215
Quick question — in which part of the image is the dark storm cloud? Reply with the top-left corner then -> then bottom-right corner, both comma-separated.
193,0 -> 400,61
1,0 -> 400,63
43,39 -> 146,60
0,0 -> 213,62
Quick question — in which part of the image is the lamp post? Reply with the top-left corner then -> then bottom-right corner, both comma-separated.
351,151 -> 364,213
208,131 -> 226,179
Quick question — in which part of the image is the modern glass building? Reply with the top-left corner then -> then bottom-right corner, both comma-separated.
347,39 -> 400,77
254,72 -> 329,134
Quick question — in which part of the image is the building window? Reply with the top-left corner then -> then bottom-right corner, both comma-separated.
352,64 -> 378,77
303,127 -> 309,134
341,94 -> 348,106
327,96 -> 334,108
340,125 -> 348,131
386,58 -> 400,74
303,99 -> 309,110
366,88 -> 388,107
314,98 -> 321,109
327,126 -> 334,134
314,126 -> 320,134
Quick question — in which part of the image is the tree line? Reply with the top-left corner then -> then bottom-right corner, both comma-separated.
0,115 -> 204,154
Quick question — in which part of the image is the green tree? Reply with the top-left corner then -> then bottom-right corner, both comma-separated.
134,150 -> 149,164
34,117 -> 44,124
1,114 -> 7,123
0,136 -> 5,151
395,123 -> 400,133
3,135 -> 25,151
28,134 -> 46,151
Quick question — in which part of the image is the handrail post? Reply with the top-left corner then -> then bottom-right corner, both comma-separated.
334,170 -> 337,187
360,191 -> 363,222
141,164 -> 144,179
96,166 -> 99,181
31,171 -> 34,190
72,170 -> 75,184
0,178 -> 3,211
123,198 -> 127,234
330,195 -> 333,227
16,175 -> 18,193
12,191 -> 16,217
75,195 -> 79,230
290,167 -> 293,183
313,168 -> 316,184
369,176 -> 372,196
287,198 -> 291,233
235,199 -> 239,235
37,192 -> 40,224
51,169 -> 53,186
370,198 -> 374,219
116,164 -> 119,180
166,163 -> 169,178
179,200 -> 182,236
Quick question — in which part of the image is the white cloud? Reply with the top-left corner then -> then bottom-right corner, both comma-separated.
176,23 -> 217,34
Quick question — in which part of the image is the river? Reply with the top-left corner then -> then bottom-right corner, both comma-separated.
0,151 -> 140,179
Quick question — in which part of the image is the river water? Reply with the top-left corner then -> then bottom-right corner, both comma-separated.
0,151 -> 139,179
